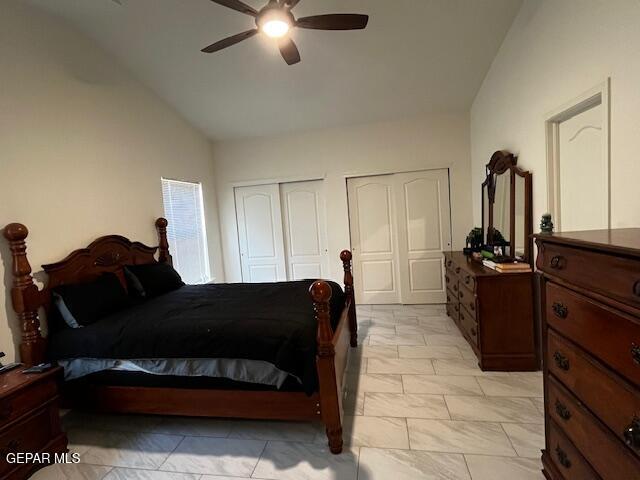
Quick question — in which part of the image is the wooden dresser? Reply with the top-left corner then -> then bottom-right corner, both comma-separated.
535,230 -> 640,479
0,366 -> 67,479
444,251 -> 537,370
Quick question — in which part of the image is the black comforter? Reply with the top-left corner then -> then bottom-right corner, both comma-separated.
48,280 -> 345,394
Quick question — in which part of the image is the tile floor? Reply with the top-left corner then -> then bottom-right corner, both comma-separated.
32,304 -> 544,480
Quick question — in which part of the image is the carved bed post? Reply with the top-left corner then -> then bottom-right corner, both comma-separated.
155,217 -> 173,265
3,223 -> 46,366
310,280 -> 343,454
340,250 -> 358,347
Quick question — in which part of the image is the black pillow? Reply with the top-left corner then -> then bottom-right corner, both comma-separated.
124,263 -> 184,298
52,273 -> 129,327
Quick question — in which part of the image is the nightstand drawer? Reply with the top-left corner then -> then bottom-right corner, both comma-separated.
546,281 -> 640,387
0,408 -> 53,476
0,377 -> 57,426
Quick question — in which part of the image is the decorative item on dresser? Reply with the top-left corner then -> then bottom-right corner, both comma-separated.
444,251 -> 537,370
0,366 -> 67,479
535,227 -> 640,479
444,150 -> 538,371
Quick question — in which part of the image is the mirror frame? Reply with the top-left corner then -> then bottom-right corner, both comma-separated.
481,151 -> 533,265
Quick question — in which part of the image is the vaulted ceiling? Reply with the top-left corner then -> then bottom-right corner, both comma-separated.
29,0 -> 522,140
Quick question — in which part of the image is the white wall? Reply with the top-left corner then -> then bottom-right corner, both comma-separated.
471,0 -> 640,229
0,1 -> 223,362
213,114 -> 473,285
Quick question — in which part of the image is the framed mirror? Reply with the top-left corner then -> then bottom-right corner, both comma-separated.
481,151 -> 533,265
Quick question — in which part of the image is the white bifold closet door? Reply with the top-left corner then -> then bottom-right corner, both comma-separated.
235,180 -> 328,283
348,169 -> 451,304
280,181 -> 329,280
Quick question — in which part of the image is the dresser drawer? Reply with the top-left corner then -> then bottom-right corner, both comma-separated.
548,329 -> 640,454
445,270 -> 456,291
538,241 -> 640,309
460,305 -> 478,347
548,376 -> 640,479
0,378 -> 57,426
459,270 -> 476,292
547,418 -> 600,480
0,407 -> 54,476
457,283 -> 476,313
546,281 -> 640,387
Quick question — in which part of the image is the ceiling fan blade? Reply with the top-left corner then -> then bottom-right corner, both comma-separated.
201,29 -> 258,53
296,14 -> 369,30
209,0 -> 257,16
278,38 -> 301,65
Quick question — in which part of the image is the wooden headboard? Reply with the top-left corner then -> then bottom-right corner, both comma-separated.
2,218 -> 172,366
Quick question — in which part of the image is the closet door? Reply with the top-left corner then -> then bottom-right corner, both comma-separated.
280,180 -> 329,280
394,169 -> 451,304
234,184 -> 287,282
347,175 -> 401,304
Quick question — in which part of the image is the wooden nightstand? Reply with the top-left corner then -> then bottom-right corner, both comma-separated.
0,366 -> 68,480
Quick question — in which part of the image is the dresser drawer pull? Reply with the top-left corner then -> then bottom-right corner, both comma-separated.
632,343 -> 640,365
455,267 -> 461,274
555,400 -> 571,420
553,351 -> 570,371
464,275 -> 471,285
470,327 -> 477,337
550,255 -> 564,269
454,304 -> 459,312
552,302 -> 568,319
453,284 -> 458,292
624,417 -> 640,449
469,302 -> 475,311
555,445 -> 571,468
459,290 -> 464,299
445,275 -> 450,285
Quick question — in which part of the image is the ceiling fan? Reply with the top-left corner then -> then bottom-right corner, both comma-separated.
201,0 -> 369,65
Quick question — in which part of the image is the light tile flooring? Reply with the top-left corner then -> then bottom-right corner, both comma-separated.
32,304 -> 544,480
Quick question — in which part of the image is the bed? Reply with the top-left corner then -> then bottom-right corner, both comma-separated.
3,218 -> 358,454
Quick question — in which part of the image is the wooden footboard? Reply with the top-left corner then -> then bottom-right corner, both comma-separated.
309,250 -> 358,454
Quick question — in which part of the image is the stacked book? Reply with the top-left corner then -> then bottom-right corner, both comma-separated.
482,259 -> 531,273
495,262 -> 532,273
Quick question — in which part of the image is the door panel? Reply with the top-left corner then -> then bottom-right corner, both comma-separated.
395,170 -> 451,304
348,175 -> 400,304
558,104 -> 606,231
280,180 -> 328,281
234,184 -> 287,282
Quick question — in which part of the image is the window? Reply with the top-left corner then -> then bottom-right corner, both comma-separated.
161,178 -> 211,284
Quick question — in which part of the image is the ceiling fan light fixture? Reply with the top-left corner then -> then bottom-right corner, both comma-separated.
257,9 -> 292,38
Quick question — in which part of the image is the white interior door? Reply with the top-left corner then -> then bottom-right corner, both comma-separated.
558,104 -> 608,231
280,180 -> 329,280
234,184 -> 287,282
348,175 -> 401,304
394,170 -> 452,304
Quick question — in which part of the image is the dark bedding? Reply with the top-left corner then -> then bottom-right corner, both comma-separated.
48,280 -> 346,394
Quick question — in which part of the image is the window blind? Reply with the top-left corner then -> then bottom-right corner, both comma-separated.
161,178 -> 211,284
